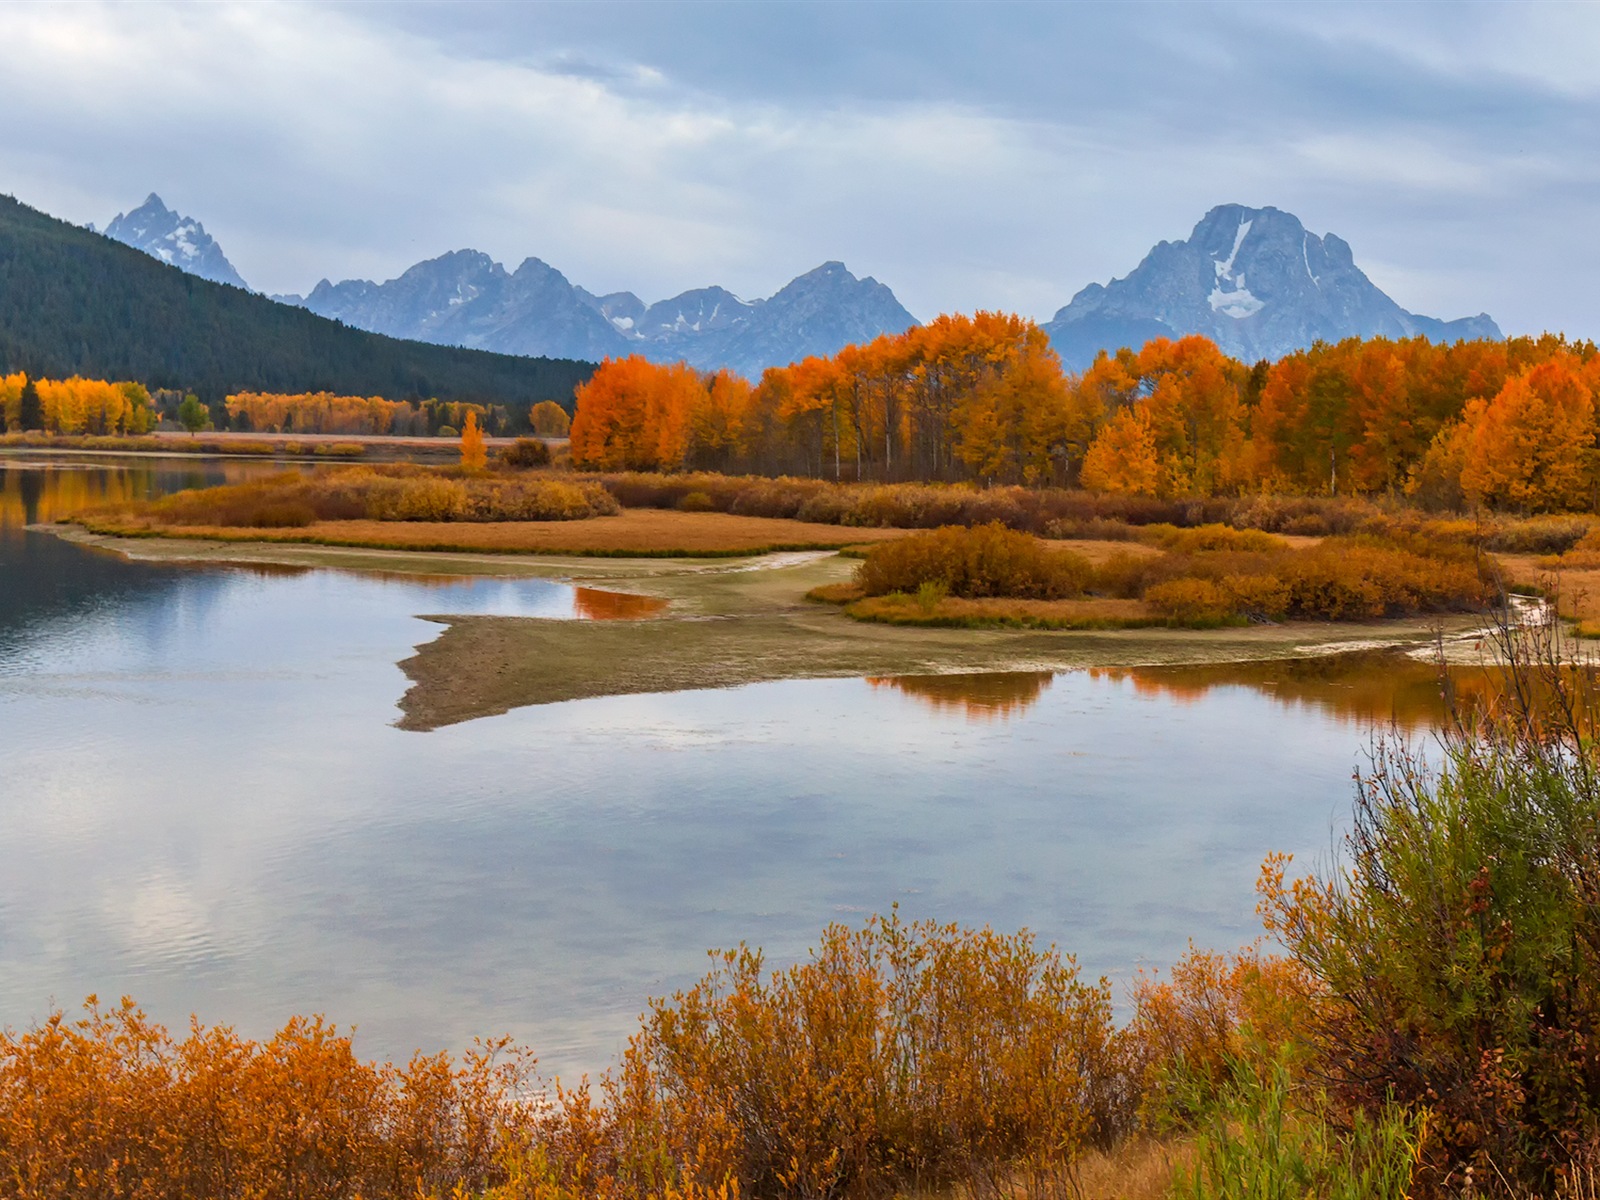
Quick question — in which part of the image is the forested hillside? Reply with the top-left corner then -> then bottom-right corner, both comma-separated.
0,195 -> 594,406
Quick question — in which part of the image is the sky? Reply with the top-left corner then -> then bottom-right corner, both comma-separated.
1,0 -> 1596,337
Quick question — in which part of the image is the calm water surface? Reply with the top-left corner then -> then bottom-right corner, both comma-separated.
0,456 -> 1450,1078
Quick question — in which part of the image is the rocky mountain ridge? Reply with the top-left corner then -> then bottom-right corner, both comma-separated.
102,194 -> 250,290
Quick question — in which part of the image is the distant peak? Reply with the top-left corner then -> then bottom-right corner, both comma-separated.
142,192 -> 165,209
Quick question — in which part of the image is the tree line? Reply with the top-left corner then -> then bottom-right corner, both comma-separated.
569,319 -> 1600,512
0,375 -> 576,440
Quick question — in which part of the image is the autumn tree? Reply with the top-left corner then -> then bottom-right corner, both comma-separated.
954,327 -> 1081,485
528,400 -> 571,438
1079,406 -> 1162,495
569,356 -> 711,471
460,409 -> 487,472
1459,359 -> 1596,511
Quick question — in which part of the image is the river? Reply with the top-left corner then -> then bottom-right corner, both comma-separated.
0,454 -> 1453,1079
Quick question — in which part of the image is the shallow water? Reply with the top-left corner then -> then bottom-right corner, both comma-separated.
0,456 -> 1456,1078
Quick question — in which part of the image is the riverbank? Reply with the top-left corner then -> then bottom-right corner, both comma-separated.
53,525 -> 1499,731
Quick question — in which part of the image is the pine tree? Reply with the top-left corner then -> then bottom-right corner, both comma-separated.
18,378 -> 42,431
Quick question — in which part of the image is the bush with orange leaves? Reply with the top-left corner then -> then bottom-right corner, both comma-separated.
0,996 -> 534,1200
0,917 -> 1140,1200
524,913 -> 1128,1200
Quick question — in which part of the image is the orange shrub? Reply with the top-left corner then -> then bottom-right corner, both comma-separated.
1143,578 -> 1236,625
856,523 -> 1093,599
105,467 -> 620,528
0,997 -> 533,1199
539,913 -> 1127,1200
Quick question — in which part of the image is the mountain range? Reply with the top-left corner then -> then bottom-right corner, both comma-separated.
292,254 -> 919,381
101,195 -> 1504,378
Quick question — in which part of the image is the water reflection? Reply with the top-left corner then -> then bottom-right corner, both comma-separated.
572,587 -> 669,620
867,671 -> 1055,721
1092,653 -> 1499,730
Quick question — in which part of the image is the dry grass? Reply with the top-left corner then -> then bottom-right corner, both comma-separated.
847,593 -> 1159,630
78,509 -> 913,557
1074,1135 -> 1193,1200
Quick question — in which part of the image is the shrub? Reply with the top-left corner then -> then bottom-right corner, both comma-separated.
499,437 -> 551,469
677,490 -> 715,513
102,466 -> 620,528
0,998 -> 533,1199
1219,573 -> 1290,621
1483,515 -> 1596,554
435,426 -> 459,439
591,913 -> 1127,1200
1260,613 -> 1600,1192
1139,523 -> 1287,553
856,523 -> 1093,599
1144,578 -> 1236,625
1278,538 -> 1492,619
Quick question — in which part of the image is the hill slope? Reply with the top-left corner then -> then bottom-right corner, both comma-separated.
0,195 -> 593,406
1044,204 -> 1501,370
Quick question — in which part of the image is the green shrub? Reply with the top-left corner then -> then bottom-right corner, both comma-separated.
677,490 -> 715,513
856,523 -> 1093,599
1260,615 -> 1600,1192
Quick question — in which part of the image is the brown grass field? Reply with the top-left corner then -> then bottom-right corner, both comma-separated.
78,509 -> 913,557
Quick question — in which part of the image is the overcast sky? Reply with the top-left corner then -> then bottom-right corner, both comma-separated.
1,0 -> 1595,336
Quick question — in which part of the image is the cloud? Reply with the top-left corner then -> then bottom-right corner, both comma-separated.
0,1 -> 1594,336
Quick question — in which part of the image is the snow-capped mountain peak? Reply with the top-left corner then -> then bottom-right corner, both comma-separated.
1044,203 -> 1500,369
103,194 -> 250,290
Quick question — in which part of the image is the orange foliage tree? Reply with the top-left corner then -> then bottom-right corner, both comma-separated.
1458,358 -> 1598,512
566,326 -> 1600,511
460,409 -> 488,471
